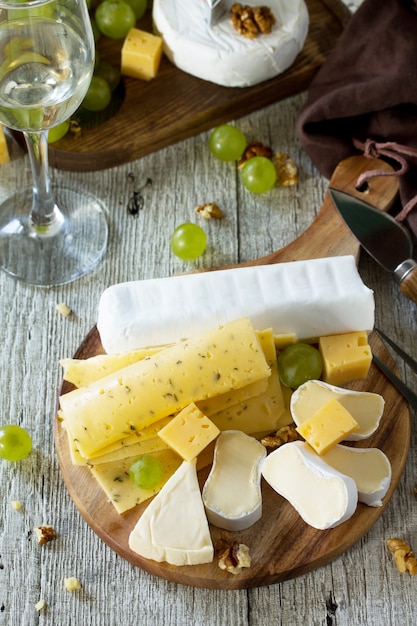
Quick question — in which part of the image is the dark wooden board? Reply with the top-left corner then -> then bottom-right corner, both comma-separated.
54,157 -> 410,589
47,0 -> 349,171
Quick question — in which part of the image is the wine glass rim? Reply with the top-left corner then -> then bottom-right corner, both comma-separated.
0,0 -> 58,7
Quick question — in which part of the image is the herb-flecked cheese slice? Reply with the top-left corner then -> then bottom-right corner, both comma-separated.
90,448 -> 183,514
59,318 -> 270,458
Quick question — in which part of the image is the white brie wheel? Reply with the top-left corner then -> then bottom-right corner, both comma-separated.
152,0 -> 310,87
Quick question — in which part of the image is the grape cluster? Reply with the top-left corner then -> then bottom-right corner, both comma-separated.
49,0 -> 148,142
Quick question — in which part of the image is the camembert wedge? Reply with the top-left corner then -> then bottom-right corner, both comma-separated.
129,459 -> 213,565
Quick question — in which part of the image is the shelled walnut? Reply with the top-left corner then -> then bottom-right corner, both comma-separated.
261,424 -> 301,449
218,541 -> 251,574
230,4 -> 276,39
273,152 -> 299,187
195,202 -> 224,219
238,141 -> 274,168
386,537 -> 417,575
34,525 -> 56,545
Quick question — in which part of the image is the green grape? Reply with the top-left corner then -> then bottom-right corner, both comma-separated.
0,425 -> 32,461
240,156 -> 277,193
82,75 -> 112,111
277,343 -> 323,389
95,60 -> 121,92
208,125 -> 247,161
95,0 -> 136,39
48,120 -> 70,143
170,223 -> 207,261
124,0 -> 147,19
129,455 -> 164,489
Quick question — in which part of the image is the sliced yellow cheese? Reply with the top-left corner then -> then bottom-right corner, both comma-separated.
59,318 -> 270,458
60,346 -> 167,387
121,28 -> 163,81
0,124 -> 9,163
90,448 -> 183,514
296,397 -> 359,455
158,403 -> 220,462
195,377 -> 268,415
319,331 -> 372,386
273,332 -> 297,349
210,328 -> 291,437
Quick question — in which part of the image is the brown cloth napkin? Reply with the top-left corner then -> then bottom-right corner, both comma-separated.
296,0 -> 417,235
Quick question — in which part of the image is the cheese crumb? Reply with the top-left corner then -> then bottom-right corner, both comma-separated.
56,303 -> 72,317
34,599 -> 46,611
11,500 -> 23,510
64,577 -> 82,591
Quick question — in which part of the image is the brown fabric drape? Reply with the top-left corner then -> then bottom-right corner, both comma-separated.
296,0 -> 417,234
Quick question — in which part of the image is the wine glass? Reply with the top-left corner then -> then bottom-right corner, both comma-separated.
0,0 -> 108,286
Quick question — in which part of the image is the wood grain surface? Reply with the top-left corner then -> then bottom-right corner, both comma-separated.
47,0 -> 347,172
54,156 -> 410,590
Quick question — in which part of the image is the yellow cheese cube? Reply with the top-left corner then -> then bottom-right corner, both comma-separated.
0,124 -> 10,163
296,398 -> 359,455
319,331 -> 372,386
121,28 -> 163,81
158,403 -> 220,462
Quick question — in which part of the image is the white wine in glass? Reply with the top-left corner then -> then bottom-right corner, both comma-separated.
0,0 -> 108,286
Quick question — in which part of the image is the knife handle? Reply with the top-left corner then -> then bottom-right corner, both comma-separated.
399,262 -> 417,304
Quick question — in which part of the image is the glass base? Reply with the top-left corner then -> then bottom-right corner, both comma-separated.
0,186 -> 108,286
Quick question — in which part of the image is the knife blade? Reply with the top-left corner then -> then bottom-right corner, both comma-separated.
204,0 -> 227,26
329,188 -> 417,304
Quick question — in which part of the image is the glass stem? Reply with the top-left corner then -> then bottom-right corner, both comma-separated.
24,130 -> 60,231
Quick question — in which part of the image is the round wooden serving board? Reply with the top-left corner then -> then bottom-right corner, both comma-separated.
55,157 -> 411,589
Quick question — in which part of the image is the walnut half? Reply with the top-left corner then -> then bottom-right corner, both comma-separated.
195,202 -> 224,219
218,541 -> 251,574
386,538 -> 417,575
34,525 -> 56,545
230,4 -> 276,39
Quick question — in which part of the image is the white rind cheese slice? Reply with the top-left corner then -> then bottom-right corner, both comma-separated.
129,459 -> 214,565
320,445 -> 392,507
261,441 -> 358,529
290,380 -> 385,441
152,0 -> 309,87
202,430 -> 266,531
97,256 -> 375,354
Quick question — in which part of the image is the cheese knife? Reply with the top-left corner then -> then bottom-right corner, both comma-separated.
329,188 -> 417,304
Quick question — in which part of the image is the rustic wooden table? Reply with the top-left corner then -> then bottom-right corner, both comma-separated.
1,1 -> 416,624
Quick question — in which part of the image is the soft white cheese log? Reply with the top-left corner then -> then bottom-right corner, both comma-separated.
97,256 -> 375,354
261,441 -> 358,529
129,459 -> 213,566
152,0 -> 309,87
321,445 -> 392,507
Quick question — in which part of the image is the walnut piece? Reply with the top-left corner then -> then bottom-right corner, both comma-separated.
238,141 -> 274,168
35,525 -> 56,545
273,152 -> 299,187
387,538 -> 417,575
261,424 -> 302,449
231,4 -> 276,39
195,202 -> 224,219
218,541 -> 251,575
